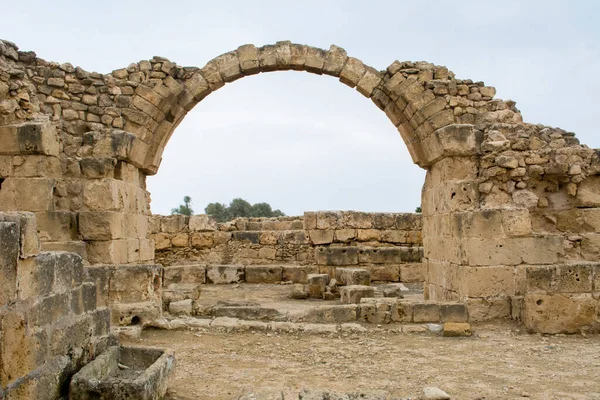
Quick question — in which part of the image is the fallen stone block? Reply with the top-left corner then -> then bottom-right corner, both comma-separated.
289,284 -> 309,299
422,386 -> 451,399
206,265 -> 244,284
169,299 -> 193,316
282,265 -> 319,283
335,268 -> 370,286
162,283 -> 201,308
340,285 -> 375,304
245,265 -> 283,283
443,322 -> 472,337
306,274 -> 329,299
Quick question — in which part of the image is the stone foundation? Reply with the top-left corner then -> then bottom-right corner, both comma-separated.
0,212 -> 114,399
153,211 -> 425,284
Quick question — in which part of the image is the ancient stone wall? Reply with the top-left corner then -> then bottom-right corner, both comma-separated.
1,38 -> 600,333
152,211 -> 425,283
0,212 -> 113,398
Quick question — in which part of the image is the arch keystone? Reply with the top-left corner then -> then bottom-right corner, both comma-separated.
237,44 -> 259,75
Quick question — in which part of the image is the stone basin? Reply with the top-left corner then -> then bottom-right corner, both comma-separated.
69,345 -> 175,400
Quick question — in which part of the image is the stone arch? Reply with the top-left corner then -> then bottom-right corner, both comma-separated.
2,38 -> 600,335
118,42 -> 518,174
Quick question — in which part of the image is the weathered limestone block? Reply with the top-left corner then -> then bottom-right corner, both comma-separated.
245,265 -> 283,283
0,177 -> 55,211
339,57 -> 366,88
364,264 -> 400,282
413,302 -> 440,323
188,214 -> 217,231
109,264 -> 162,304
163,264 -> 206,286
308,230 -> 334,245
358,298 -> 397,324
462,236 -> 563,266
304,46 -> 326,74
0,122 -> 59,156
87,239 -> 129,264
395,300 -> 414,322
359,247 -> 422,264
334,229 -> 356,242
400,263 -> 425,282
34,211 -> 78,242
459,265 -> 516,297
466,297 -> 511,321
169,298 -> 193,316
160,214 -> 187,233
206,265 -> 244,284
340,285 -> 375,304
306,274 -> 329,299
0,310 -> 49,386
443,322 -> 472,337
0,221 -> 19,306
83,179 -> 149,213
111,301 -> 161,326
232,231 -> 260,244
315,246 -> 358,266
523,293 -> 598,334
237,44 -> 259,74
289,304 -> 357,324
440,303 -> 468,323
335,268 -> 371,286
323,45 -> 348,76
303,211 -> 317,229
356,67 -> 382,97
316,211 -> 343,229
282,265 -> 319,283
79,211 -> 126,240
0,211 -> 40,258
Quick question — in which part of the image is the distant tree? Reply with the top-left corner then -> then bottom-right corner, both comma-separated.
415,206 -> 422,213
171,196 -> 194,216
228,198 -> 253,218
204,198 -> 285,222
250,202 -> 274,218
204,202 -> 230,222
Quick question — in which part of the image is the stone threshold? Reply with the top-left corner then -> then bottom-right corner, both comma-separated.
120,316 -> 471,338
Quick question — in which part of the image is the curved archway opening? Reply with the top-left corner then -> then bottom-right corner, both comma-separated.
148,70 -> 425,215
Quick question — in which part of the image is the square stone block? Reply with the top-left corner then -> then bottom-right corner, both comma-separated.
306,274 -> 329,299
282,265 -> 319,283
206,265 -> 244,284
440,303 -> 468,322
340,285 -> 375,304
413,302 -> 440,323
335,268 -> 370,286
245,265 -> 283,283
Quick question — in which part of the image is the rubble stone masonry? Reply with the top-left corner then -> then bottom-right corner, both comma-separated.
152,211 -> 425,283
0,36 -> 599,346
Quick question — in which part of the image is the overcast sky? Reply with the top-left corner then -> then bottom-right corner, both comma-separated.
3,1 -> 599,216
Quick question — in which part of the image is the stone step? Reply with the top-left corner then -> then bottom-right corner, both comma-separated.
168,285 -> 468,325
163,262 -> 425,286
149,315 -> 472,337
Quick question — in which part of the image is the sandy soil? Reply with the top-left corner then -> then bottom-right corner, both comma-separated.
124,323 -> 600,400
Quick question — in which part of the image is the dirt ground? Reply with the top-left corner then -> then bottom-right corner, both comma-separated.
124,322 -> 600,400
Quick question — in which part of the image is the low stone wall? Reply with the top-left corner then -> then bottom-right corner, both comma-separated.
0,212 -> 113,398
152,211 -> 425,283
515,262 -> 600,333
